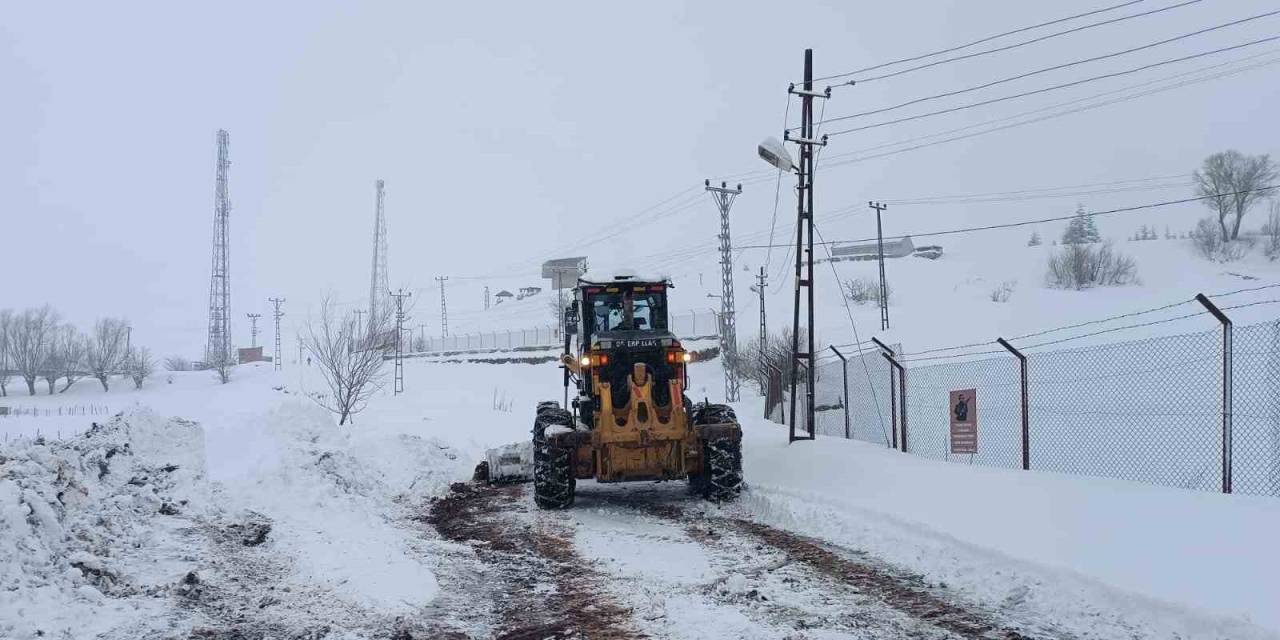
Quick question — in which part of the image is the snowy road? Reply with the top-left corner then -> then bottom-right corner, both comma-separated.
417,480 -> 1051,640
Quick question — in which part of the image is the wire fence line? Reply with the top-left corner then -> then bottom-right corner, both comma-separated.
0,405 -> 112,418
408,310 -> 722,354
807,308 -> 1280,498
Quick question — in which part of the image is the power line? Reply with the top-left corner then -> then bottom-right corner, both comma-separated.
727,48 -> 1280,187
819,9 -> 1280,125
883,177 -> 1193,206
864,282 -> 1280,360
825,34 -> 1280,137
851,0 -> 1205,85
736,186 -> 1279,250
813,0 -> 1146,82
816,53 -> 1280,168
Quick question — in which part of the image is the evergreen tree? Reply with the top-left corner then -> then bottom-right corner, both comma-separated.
1028,230 -> 1042,246
1062,205 -> 1100,244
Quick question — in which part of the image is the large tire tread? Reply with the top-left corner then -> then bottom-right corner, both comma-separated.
533,407 -> 576,509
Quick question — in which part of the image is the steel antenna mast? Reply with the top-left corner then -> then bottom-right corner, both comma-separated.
205,130 -> 232,367
369,180 -> 389,321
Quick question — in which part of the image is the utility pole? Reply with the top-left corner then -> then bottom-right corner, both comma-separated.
783,48 -> 827,442
751,267 -> 768,394
435,276 -> 449,337
390,289 -> 412,394
870,201 -> 890,330
297,336 -> 304,365
269,297 -> 285,371
417,323 -> 426,351
246,313 -> 262,348
354,309 -> 366,337
484,285 -> 490,310
705,179 -> 743,402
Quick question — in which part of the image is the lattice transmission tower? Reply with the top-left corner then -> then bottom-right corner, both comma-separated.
205,130 -> 232,367
369,179 -> 389,321
705,180 -> 742,402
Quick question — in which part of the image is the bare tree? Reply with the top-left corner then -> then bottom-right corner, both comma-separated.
207,347 -> 234,384
305,298 -> 391,425
1194,150 -> 1278,241
10,306 -> 59,396
126,347 -> 155,390
52,324 -> 88,393
0,309 -> 12,397
85,317 -> 130,392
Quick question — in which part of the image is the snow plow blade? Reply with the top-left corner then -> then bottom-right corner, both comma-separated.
475,441 -> 535,484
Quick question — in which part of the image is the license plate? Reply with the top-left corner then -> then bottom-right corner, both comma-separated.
623,339 -> 659,348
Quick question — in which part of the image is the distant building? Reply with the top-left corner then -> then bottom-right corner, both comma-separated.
517,286 -> 542,300
494,290 -> 514,305
238,346 -> 267,364
830,236 -> 916,261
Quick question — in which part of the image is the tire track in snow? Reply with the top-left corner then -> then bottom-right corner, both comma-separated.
572,483 -> 1034,639
422,481 -> 642,639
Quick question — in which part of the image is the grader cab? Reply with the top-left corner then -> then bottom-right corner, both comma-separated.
531,274 -> 742,509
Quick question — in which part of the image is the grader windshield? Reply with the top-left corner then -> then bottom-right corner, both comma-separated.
582,284 -> 669,337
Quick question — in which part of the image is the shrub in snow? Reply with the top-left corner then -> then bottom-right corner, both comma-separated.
1263,203 -> 1280,261
1045,241 -> 1138,290
1192,217 -> 1252,262
734,328 -> 813,392
1027,231 -> 1042,247
990,281 -> 1016,303
163,356 -> 192,372
843,277 -> 890,305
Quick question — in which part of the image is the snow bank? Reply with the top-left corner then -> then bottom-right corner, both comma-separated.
200,400 -> 461,612
739,414 -> 1280,635
0,410 -> 206,639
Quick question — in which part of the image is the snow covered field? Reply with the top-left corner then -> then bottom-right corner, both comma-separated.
3,355 -> 1279,638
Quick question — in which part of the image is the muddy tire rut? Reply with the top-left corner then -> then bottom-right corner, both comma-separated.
424,482 -> 643,639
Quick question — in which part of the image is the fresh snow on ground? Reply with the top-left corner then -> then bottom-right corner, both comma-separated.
736,401 -> 1280,636
3,357 -> 1278,637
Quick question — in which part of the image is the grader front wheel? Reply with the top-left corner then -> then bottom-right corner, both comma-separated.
533,406 -> 576,510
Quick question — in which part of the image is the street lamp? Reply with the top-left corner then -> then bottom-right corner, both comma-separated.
757,137 -> 796,173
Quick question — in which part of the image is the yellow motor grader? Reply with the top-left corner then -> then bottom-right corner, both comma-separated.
531,274 -> 742,509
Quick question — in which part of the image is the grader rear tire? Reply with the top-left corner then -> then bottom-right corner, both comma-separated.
703,437 -> 743,502
533,408 -> 576,510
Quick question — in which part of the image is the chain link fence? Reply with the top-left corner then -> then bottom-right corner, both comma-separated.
820,313 -> 1280,497
412,311 -> 721,355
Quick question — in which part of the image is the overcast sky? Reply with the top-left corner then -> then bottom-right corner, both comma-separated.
3,1 -> 1278,356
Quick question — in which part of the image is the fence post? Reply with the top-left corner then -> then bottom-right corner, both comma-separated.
1196,293 -> 1233,494
882,352 -> 906,453
828,346 -> 850,439
690,311 -> 697,335
997,337 -> 1030,471
872,339 -> 898,449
